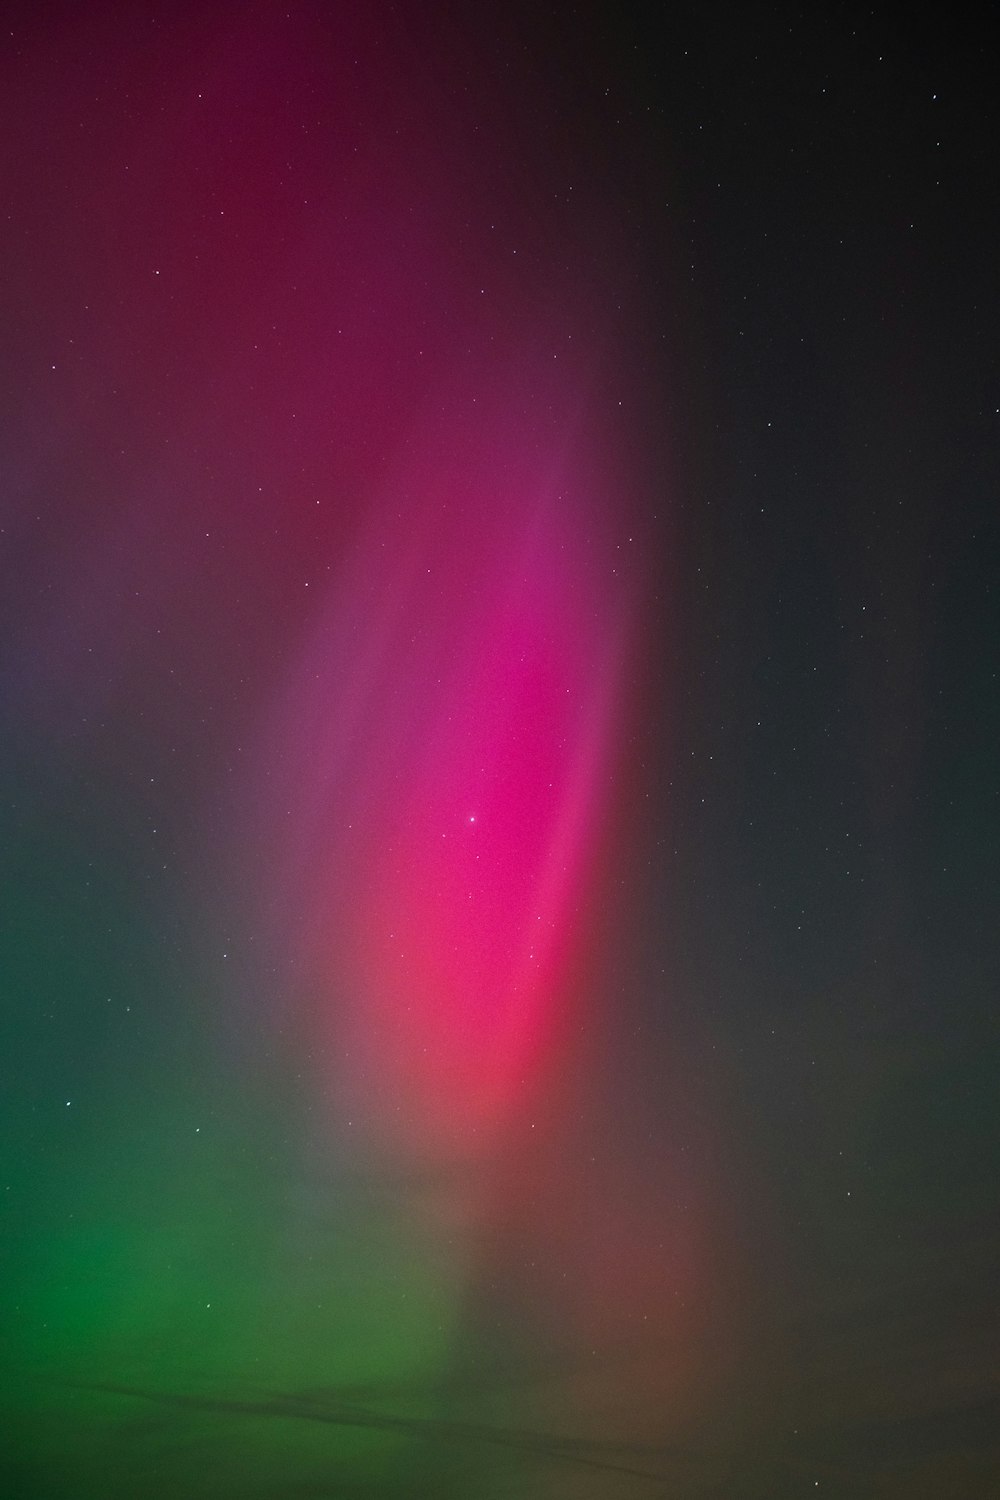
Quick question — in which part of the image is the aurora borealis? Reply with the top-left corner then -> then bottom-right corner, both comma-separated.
3,5 -> 999,1497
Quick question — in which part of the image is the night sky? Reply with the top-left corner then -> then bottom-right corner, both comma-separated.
2,5 -> 998,1497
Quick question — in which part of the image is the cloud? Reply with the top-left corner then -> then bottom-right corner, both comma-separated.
67,1376 -> 681,1486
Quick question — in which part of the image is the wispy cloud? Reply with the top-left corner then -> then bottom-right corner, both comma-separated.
67,1377 -> 682,1485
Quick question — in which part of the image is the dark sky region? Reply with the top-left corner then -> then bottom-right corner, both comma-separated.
1,4 -> 997,1497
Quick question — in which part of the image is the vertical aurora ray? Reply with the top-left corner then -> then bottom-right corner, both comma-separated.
257,397 -> 633,1162
225,371 -> 652,1489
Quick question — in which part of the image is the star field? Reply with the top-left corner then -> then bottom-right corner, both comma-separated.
1,5 -> 998,1498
